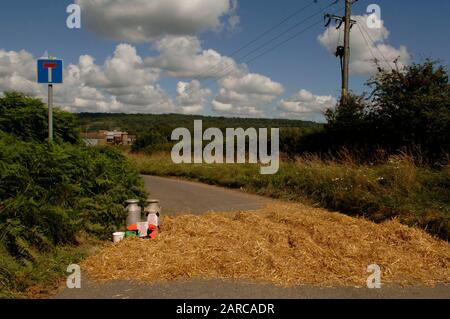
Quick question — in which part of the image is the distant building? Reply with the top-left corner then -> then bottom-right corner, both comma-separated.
82,130 -> 136,146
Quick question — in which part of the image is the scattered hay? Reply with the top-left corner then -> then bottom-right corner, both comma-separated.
83,203 -> 450,287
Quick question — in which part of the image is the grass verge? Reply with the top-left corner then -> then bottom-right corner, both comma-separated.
128,152 -> 450,240
0,235 -> 102,299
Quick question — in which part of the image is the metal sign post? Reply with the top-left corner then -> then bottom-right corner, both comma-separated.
37,57 -> 63,143
48,84 -> 53,142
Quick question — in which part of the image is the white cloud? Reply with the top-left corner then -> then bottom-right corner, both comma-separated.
0,43 -> 286,117
146,36 -> 244,79
144,35 -> 286,117
0,49 -> 42,96
76,0 -> 238,43
212,100 -> 263,117
219,73 -> 284,96
318,15 -> 410,75
176,80 -> 211,114
279,89 -> 337,122
114,85 -> 175,113
212,73 -> 284,117
59,44 -> 174,113
79,44 -> 160,89
0,46 -> 175,114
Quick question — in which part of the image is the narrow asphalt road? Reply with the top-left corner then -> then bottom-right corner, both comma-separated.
55,176 -> 449,299
142,175 -> 273,215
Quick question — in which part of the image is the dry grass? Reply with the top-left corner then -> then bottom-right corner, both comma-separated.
83,203 -> 450,288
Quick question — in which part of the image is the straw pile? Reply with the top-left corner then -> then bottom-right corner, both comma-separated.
82,203 -> 450,287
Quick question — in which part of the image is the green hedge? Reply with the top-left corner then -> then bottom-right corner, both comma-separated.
0,92 -> 147,297
0,132 -> 147,296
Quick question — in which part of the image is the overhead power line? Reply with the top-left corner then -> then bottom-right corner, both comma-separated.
358,22 -> 394,70
245,16 -> 337,66
232,1 -> 338,66
198,0 -> 319,81
356,23 -> 380,66
201,1 -> 341,89
228,0 -> 318,58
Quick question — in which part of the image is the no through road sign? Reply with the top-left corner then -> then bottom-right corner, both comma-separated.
37,57 -> 63,143
37,59 -> 63,84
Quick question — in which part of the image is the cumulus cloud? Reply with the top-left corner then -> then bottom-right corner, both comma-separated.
145,35 -> 286,117
78,44 -> 160,89
212,100 -> 262,117
318,15 -> 410,75
176,80 -> 211,114
220,73 -> 284,96
279,89 -> 337,122
76,0 -> 238,43
212,73 -> 284,117
0,49 -> 42,95
60,44 -> 175,113
0,46 -> 176,114
0,42 -> 286,118
146,36 -> 244,79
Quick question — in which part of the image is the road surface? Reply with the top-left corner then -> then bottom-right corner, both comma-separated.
55,176 -> 450,299
56,279 -> 450,299
142,175 -> 273,215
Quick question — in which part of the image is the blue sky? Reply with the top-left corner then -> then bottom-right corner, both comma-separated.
0,0 -> 449,121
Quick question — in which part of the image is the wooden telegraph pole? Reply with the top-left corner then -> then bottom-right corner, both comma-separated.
342,0 -> 351,102
325,0 -> 358,104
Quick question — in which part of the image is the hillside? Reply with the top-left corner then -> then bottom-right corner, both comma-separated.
77,113 -> 322,134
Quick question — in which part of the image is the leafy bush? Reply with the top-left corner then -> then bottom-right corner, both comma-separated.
0,131 -> 146,247
323,61 -> 450,162
0,92 -> 147,297
131,130 -> 173,154
0,92 -> 80,144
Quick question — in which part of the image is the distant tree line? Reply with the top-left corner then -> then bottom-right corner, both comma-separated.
78,113 -> 322,157
79,60 -> 450,165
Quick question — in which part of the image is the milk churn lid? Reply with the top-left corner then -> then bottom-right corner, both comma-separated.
146,199 -> 160,204
125,199 -> 140,205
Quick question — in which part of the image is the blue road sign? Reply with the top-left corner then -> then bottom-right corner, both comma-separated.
37,59 -> 63,84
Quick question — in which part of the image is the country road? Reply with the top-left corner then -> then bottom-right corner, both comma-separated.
55,176 -> 450,299
142,175 -> 273,215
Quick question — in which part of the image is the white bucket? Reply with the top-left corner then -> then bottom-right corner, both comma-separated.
113,232 -> 125,243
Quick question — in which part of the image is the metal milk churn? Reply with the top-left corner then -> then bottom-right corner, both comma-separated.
125,199 -> 142,226
144,199 -> 161,228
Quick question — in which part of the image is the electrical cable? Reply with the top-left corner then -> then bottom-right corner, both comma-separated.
358,21 -> 394,70
197,0 -> 318,81
201,2 -> 342,89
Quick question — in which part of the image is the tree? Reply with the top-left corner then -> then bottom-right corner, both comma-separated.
131,130 -> 171,153
322,60 -> 450,161
368,60 -> 450,158
325,94 -> 372,146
